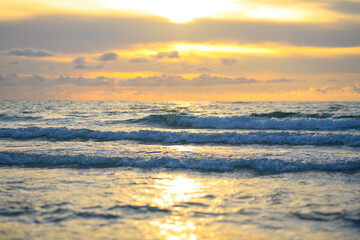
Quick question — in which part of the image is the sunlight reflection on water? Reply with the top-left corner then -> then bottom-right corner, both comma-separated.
149,175 -> 202,239
153,175 -> 203,208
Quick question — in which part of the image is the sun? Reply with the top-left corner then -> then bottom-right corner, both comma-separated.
102,0 -> 233,23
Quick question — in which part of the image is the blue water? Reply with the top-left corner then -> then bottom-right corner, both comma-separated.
0,101 -> 359,239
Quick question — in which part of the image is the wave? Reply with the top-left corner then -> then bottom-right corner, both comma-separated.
0,127 -> 359,146
1,152 -> 359,173
251,112 -> 360,119
0,113 -> 42,121
131,114 -> 360,130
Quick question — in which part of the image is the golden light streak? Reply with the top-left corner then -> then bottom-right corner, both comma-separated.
172,43 -> 360,57
99,0 -> 350,23
30,56 -> 75,63
232,3 -> 334,23
171,43 -> 278,55
0,0 -> 352,23
247,6 -> 303,20
289,46 -> 360,57
116,87 -> 360,102
102,0 -> 234,23
82,71 -> 161,79
0,0 -> 105,21
15,44 -> 360,67
117,42 -> 360,59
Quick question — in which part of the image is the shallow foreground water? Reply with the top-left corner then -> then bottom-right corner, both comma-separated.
0,101 -> 359,239
1,168 -> 359,240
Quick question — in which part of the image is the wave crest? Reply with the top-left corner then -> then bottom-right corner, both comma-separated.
1,152 -> 359,173
0,127 -> 359,146
133,114 -> 360,130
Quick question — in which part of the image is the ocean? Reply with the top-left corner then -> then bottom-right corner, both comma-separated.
0,101 -> 359,239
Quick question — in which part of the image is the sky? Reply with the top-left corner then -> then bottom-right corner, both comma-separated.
0,0 -> 360,101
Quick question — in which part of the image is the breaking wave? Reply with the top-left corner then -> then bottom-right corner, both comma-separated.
0,127 -> 359,146
131,114 -> 360,130
1,152 -> 359,173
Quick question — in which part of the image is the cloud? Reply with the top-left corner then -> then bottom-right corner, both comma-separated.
26,74 -> 46,84
72,56 -> 86,65
0,73 -> 47,86
8,60 -> 20,65
1,15 -> 360,54
353,82 -> 360,93
0,73 -> 21,86
0,73 -> 355,98
98,52 -> 118,61
119,74 -> 258,87
0,73 -> 257,87
153,51 -> 180,59
73,64 -> 102,70
311,85 -> 335,94
129,51 -> 179,63
0,73 -> 117,87
55,75 -> 115,86
119,74 -> 185,87
265,78 -> 294,83
1,72 -> 359,101
191,74 -> 257,85
328,1 -> 360,14
71,56 -> 102,70
74,64 -> 87,69
128,57 -> 149,63
197,67 -> 211,72
221,58 -> 237,66
6,47 -> 55,57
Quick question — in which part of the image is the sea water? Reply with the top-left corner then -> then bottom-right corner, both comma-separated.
0,101 -> 359,239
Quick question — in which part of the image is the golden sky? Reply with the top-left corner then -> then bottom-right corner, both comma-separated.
0,0 -> 360,100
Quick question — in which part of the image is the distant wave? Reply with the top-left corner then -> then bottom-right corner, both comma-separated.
251,111 -> 360,119
0,113 -> 42,121
1,127 -> 359,146
1,152 -> 359,173
129,114 -> 360,130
